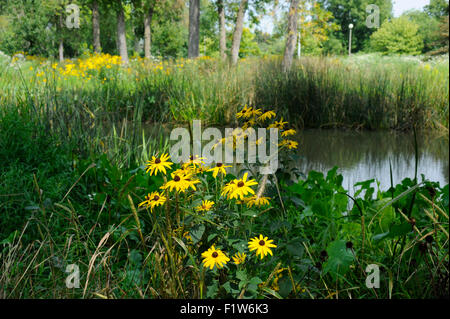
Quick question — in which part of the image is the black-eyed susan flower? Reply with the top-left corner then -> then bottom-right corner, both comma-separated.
248,234 -> 277,259
268,118 -> 288,130
228,173 -> 258,200
258,110 -> 276,122
236,105 -> 253,119
279,139 -> 298,150
145,153 -> 173,176
161,171 -> 200,193
249,108 -> 262,117
182,155 -> 206,170
232,252 -> 247,265
195,164 -> 210,174
208,162 -> 232,178
246,195 -> 271,208
138,191 -> 166,212
196,200 -> 215,212
221,180 -> 237,198
281,129 -> 296,137
242,118 -> 256,130
201,245 -> 230,270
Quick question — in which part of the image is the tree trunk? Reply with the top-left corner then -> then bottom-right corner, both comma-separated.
188,0 -> 200,58
59,38 -> 64,62
92,0 -> 101,53
217,0 -> 226,59
282,0 -> 299,72
230,0 -> 247,65
117,3 -> 129,64
58,14 -> 64,62
144,4 -> 154,59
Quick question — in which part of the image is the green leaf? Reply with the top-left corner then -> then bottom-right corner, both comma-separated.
323,240 -> 355,277
206,281 -> 219,298
278,276 -> 292,298
189,224 -> 205,244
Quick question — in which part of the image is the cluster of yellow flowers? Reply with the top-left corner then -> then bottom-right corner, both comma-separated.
201,234 -> 277,270
59,53 -> 122,77
140,151 -> 269,210
137,105 -> 298,271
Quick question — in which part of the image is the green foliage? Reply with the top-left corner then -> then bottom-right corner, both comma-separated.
369,17 -> 424,55
403,10 -> 441,53
318,0 -> 393,52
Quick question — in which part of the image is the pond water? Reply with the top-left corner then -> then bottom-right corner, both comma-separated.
295,129 -> 449,192
142,123 -> 449,191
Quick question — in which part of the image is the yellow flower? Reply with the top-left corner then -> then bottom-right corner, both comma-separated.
250,108 -> 262,117
258,110 -> 276,122
281,129 -> 296,137
182,155 -> 206,170
208,163 -> 232,178
196,200 -> 215,212
268,118 -> 288,130
162,171 -> 200,193
232,252 -> 247,265
279,140 -> 298,150
242,118 -> 256,130
145,153 -> 173,176
236,105 -> 254,119
194,164 -> 210,174
246,195 -> 271,208
201,245 -> 230,270
228,173 -> 258,200
138,191 -> 166,212
248,234 -> 277,259
221,180 -> 237,198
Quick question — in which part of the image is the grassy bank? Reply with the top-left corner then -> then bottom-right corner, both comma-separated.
1,53 -> 448,130
0,53 -> 449,299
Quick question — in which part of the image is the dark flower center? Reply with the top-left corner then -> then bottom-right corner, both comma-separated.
153,195 -> 160,201
190,155 -> 194,161
259,240 -> 265,246
216,163 -> 223,167
212,252 -> 218,258
155,158 -> 161,164
174,175 -> 181,182
237,181 -> 245,187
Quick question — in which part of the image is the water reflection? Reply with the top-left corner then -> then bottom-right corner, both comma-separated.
296,129 -> 449,192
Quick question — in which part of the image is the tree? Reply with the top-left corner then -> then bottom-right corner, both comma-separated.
143,0 -> 158,58
188,0 -> 200,58
116,1 -> 129,63
216,0 -> 226,59
369,17 -> 423,55
403,10 -> 440,53
282,0 -> 299,71
318,0 -> 393,52
92,0 -> 101,52
230,0 -> 248,64
430,15 -> 449,55
424,0 -> 449,18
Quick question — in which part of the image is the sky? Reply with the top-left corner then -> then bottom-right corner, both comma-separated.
392,0 -> 430,16
259,0 -> 431,34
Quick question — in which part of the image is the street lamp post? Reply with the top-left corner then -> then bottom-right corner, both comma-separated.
297,20 -> 301,58
348,23 -> 354,56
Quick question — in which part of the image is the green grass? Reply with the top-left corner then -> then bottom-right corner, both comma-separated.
0,53 -> 448,299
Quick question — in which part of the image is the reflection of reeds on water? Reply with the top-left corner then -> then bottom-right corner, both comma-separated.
294,129 -> 449,190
